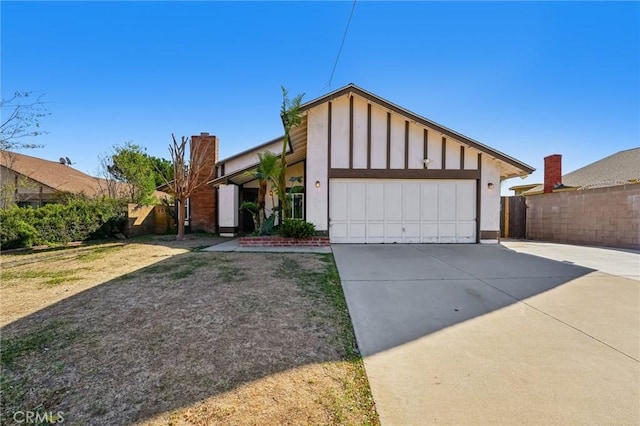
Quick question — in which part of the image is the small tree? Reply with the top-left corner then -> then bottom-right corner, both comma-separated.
104,142 -> 156,205
147,155 -> 174,188
276,87 -> 304,221
163,134 -> 215,240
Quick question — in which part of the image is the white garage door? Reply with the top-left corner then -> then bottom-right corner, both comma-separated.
329,179 -> 476,244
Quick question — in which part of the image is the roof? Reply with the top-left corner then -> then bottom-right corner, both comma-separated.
210,83 -> 534,186
508,183 -> 541,191
216,135 -> 287,165
209,114 -> 308,186
1,150 -> 108,196
300,83 -> 535,176
525,147 -> 640,194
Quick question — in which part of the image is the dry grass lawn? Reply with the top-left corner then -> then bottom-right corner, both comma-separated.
0,235 -> 378,425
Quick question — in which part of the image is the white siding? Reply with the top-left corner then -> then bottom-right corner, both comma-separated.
445,138 -> 461,170
389,115 -> 405,169
480,155 -> 501,241
407,122 -> 424,169
465,147 -> 479,170
218,184 -> 239,235
330,96 -> 350,168
427,130 -> 442,169
353,97 -> 368,168
306,104 -> 329,231
224,140 -> 281,174
370,105 -> 387,169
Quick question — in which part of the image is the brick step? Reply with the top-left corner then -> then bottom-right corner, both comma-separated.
239,236 -> 330,247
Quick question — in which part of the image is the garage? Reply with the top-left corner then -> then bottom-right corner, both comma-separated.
329,179 -> 476,243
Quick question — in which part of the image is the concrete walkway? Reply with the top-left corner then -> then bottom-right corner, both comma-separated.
203,238 -> 332,253
333,243 -> 640,425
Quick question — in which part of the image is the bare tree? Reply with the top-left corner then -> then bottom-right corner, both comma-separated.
0,92 -> 50,208
1,92 -> 49,151
163,134 -> 215,240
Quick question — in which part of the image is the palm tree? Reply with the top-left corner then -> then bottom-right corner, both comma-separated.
255,151 -> 281,223
277,87 -> 304,220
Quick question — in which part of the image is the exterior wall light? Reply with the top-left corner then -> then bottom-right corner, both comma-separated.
487,182 -> 495,189
315,180 -> 321,188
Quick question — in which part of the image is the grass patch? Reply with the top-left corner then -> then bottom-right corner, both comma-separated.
0,321 -> 77,424
1,320 -> 79,366
278,255 -> 378,424
218,264 -> 244,282
143,263 -> 176,275
169,256 -> 209,280
0,269 -> 85,287
76,245 -> 123,262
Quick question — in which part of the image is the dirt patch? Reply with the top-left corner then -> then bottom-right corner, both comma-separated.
0,238 -> 378,425
0,235 -> 225,327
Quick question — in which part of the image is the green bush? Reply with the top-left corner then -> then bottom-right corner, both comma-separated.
0,210 -> 39,249
279,219 -> 316,239
0,197 -> 127,249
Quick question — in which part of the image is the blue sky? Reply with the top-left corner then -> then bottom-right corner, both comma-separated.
2,1 -> 639,194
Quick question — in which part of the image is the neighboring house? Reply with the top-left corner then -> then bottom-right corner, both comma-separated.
198,84 -> 534,243
521,148 -> 640,249
514,148 -> 640,196
0,150 -> 168,208
508,184 -> 540,196
0,150 -> 112,208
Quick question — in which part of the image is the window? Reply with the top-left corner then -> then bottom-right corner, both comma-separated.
289,193 -> 304,220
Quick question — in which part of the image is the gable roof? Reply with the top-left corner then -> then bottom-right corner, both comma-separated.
1,150 -> 109,196
524,147 -> 640,194
300,83 -> 535,175
562,147 -> 640,187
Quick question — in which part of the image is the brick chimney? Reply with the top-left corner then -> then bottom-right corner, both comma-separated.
189,132 -> 219,233
543,154 -> 562,194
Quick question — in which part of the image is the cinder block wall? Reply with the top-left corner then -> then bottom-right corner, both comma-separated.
526,185 -> 640,249
189,133 -> 218,233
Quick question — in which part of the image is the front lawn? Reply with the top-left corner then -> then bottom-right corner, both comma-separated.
0,235 -> 378,425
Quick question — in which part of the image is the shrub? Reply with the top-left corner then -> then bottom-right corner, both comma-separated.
279,219 -> 316,239
0,208 -> 39,249
0,197 -> 127,249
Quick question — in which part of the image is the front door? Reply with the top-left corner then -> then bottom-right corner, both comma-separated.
241,188 -> 259,233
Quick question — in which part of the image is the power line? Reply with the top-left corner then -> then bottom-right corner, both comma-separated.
321,0 -> 357,94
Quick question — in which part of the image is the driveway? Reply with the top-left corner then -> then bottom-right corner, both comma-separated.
332,242 -> 640,425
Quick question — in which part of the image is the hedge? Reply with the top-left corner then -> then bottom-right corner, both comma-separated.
0,197 -> 127,250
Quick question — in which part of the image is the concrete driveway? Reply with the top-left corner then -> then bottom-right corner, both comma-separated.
332,242 -> 639,425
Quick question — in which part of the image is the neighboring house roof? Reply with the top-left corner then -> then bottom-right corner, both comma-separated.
1,150 -> 108,196
508,183 -> 540,192
300,83 -> 535,175
1,150 -> 170,201
524,147 -> 640,194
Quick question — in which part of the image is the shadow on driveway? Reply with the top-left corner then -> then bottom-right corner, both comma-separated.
332,243 -> 596,356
